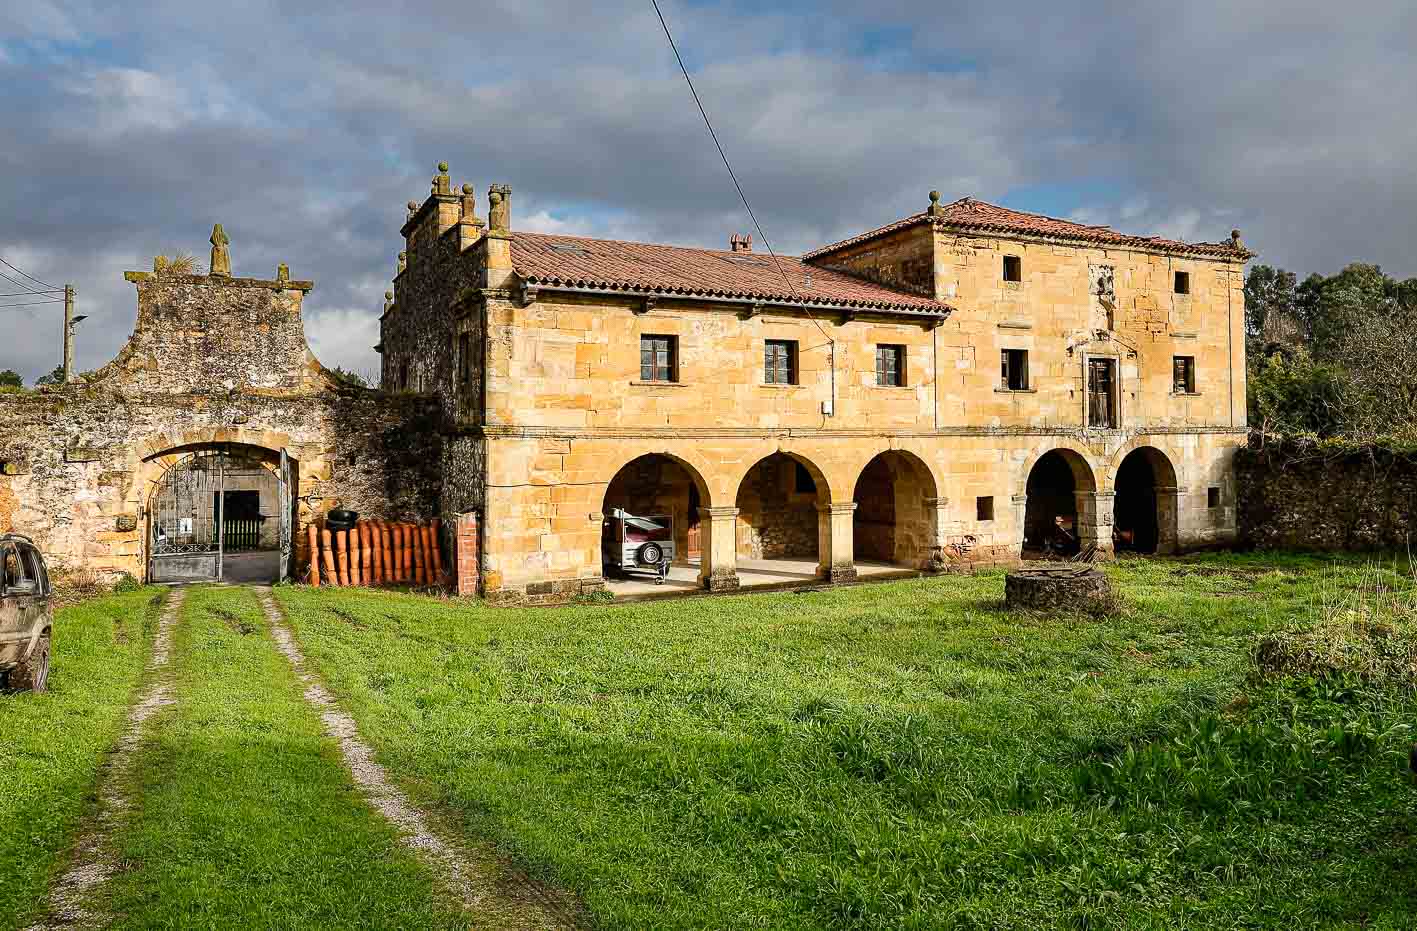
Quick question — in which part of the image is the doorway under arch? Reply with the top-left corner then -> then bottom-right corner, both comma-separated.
146,443 -> 294,584
1112,447 -> 1179,555
852,451 -> 938,568
735,452 -> 824,566
1022,449 -> 1096,559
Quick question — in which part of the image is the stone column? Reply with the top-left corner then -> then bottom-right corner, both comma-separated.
817,502 -> 858,583
697,506 -> 740,592
1075,491 -> 1115,558
924,496 -> 950,571
1155,485 -> 1180,554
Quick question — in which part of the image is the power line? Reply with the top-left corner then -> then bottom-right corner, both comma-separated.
649,0 -> 837,416
0,254 -> 57,290
0,268 -> 50,295
0,299 -> 63,308
0,290 -> 63,298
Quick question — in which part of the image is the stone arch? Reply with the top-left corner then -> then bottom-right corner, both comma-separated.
600,452 -> 713,576
1020,447 -> 1099,559
734,450 -> 830,562
851,449 -> 942,569
1110,445 -> 1180,555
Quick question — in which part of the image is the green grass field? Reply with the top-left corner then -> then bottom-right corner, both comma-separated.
274,553 -> 1417,930
0,587 -> 162,930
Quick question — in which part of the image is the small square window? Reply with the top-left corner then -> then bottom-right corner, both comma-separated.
764,339 -> 798,385
1207,487 -> 1221,509
457,332 -> 472,384
1173,356 -> 1196,394
976,496 -> 994,521
875,344 -> 906,387
1174,271 -> 1191,295
640,334 -> 677,382
1003,255 -> 1022,282
1001,349 -> 1029,390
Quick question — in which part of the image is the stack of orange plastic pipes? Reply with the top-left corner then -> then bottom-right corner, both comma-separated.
309,516 -> 445,588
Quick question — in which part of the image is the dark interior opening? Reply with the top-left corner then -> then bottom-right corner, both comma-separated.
1113,451 -> 1159,554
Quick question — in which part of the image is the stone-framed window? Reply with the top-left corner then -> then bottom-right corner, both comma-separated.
1175,271 -> 1191,295
875,344 -> 906,387
1001,349 -> 1029,390
1172,355 -> 1196,394
764,339 -> 797,385
1003,255 -> 1022,283
457,332 -> 472,384
1208,486 -> 1221,508
640,334 -> 677,382
976,496 -> 995,521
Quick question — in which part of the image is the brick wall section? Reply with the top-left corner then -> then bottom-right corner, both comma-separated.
456,511 -> 480,595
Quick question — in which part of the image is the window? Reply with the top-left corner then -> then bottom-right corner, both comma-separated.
398,362 -> 410,391
1208,487 -> 1221,509
1003,255 -> 1022,283
794,461 -> 815,494
875,344 -> 906,387
976,496 -> 995,521
1173,356 -> 1196,394
640,334 -> 677,382
1001,349 -> 1029,390
1087,358 -> 1117,428
457,332 -> 472,384
1174,271 -> 1191,295
1,546 -> 22,591
764,339 -> 797,385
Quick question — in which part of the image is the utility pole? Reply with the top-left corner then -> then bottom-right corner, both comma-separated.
61,284 -> 75,382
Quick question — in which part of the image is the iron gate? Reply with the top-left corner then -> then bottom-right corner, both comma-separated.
147,447 -> 289,583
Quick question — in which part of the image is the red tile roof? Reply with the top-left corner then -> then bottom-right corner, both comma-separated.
802,197 -> 1252,261
511,232 -> 949,316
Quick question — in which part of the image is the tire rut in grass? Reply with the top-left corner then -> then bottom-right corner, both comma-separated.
25,588 -> 185,931
255,586 -> 581,930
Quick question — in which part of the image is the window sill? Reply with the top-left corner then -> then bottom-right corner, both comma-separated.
760,382 -> 803,389
869,383 -> 910,390
630,380 -> 687,387
1171,391 -> 1202,397
994,387 -> 1037,394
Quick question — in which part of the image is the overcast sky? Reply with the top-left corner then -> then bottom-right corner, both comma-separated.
2,1 -> 1414,381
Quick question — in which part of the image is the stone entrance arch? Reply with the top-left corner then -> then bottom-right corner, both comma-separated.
145,443 -> 294,584
851,450 -> 941,570
1112,446 -> 1180,555
1021,448 -> 1098,559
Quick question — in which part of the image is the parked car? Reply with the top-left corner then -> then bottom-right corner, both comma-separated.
1,533 -> 53,692
602,509 -> 675,583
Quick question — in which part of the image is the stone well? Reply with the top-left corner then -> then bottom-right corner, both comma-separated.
1004,565 -> 1114,613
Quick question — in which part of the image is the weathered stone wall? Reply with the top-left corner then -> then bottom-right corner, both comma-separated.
1237,441 -> 1417,551
0,266 -> 440,580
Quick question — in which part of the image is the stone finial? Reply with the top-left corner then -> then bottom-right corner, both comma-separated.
209,223 -> 231,277
397,251 -> 407,275
433,161 -> 452,196
407,199 -> 419,220
927,190 -> 945,217
488,184 -> 511,233
276,262 -> 290,283
383,290 -> 394,313
459,183 -> 483,229
1230,229 -> 1245,250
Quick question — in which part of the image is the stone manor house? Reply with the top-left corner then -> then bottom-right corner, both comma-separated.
0,163 -> 1249,603
381,164 -> 1250,603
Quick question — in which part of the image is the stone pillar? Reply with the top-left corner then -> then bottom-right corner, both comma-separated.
1155,485 -> 1180,555
455,511 -> 481,596
1075,491 -> 1115,558
817,502 -> 858,583
697,506 -> 740,592
924,496 -> 949,571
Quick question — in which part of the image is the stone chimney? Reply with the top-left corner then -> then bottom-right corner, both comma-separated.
730,233 -> 753,253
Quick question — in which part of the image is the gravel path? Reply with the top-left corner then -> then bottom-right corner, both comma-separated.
26,588 -> 186,931
255,586 -> 579,929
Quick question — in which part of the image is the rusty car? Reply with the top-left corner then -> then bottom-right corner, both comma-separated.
1,533 -> 53,692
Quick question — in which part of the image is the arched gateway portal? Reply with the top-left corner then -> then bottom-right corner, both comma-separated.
146,445 -> 294,584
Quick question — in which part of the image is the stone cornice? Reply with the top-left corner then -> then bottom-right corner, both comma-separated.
464,424 -> 1248,440
123,272 -> 314,292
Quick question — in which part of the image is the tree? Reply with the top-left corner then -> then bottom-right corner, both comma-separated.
326,366 -> 370,388
0,370 -> 21,389
34,365 -> 64,387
